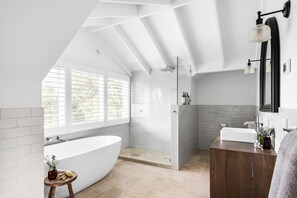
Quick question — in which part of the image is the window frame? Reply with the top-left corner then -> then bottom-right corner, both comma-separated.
106,72 -> 130,126
43,60 -> 130,136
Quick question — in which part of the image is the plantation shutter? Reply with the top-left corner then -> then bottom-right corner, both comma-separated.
107,78 -> 129,121
42,66 -> 65,128
71,69 -> 104,124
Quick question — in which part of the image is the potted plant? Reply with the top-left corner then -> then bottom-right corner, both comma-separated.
44,155 -> 60,180
258,125 -> 275,150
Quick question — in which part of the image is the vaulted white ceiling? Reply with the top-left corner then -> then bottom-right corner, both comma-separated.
82,0 -> 261,76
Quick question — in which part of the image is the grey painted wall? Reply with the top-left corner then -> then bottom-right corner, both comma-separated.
198,105 -> 257,149
196,70 -> 258,150
196,70 -> 257,105
45,124 -> 130,148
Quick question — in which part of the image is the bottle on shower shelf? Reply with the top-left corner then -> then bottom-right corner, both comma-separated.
182,92 -> 191,105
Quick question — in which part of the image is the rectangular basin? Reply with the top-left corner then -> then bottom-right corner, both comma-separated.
220,127 -> 257,143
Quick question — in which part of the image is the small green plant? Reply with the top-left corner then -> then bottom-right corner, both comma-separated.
44,155 -> 60,171
258,125 -> 275,146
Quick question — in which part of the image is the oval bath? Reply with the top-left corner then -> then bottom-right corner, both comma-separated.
44,135 -> 121,198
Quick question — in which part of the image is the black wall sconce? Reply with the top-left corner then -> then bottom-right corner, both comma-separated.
249,0 -> 291,43
244,59 -> 271,74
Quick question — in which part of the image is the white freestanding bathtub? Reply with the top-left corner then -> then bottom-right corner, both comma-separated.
44,136 -> 121,198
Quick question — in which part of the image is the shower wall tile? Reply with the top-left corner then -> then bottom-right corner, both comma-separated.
198,105 -> 257,150
0,108 -> 44,198
130,104 -> 171,153
44,124 -> 130,148
130,70 -> 176,153
171,105 -> 178,170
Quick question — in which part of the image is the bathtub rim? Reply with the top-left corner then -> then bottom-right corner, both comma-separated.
44,135 -> 122,160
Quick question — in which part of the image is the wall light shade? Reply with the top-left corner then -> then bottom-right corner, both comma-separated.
249,0 -> 290,43
244,62 -> 255,74
249,24 -> 271,43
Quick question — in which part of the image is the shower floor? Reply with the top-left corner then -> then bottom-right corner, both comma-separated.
119,147 -> 171,168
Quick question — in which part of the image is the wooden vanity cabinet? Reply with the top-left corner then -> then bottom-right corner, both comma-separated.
210,137 -> 277,198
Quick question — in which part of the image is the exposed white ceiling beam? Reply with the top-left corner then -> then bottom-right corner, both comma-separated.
173,9 -> 197,71
193,59 -> 247,74
89,3 -> 138,19
85,17 -> 138,32
113,26 -> 151,75
212,0 -> 225,68
100,0 -> 172,5
83,17 -> 135,29
172,0 -> 198,8
140,18 -> 174,67
82,18 -> 111,27
87,0 -> 197,33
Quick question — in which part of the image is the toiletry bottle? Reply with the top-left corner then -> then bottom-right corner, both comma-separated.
182,92 -> 186,105
186,93 -> 191,105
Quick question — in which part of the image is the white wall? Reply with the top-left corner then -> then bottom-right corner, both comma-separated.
257,0 -> 297,109
256,0 -> 297,151
196,70 -> 257,105
0,0 -> 97,108
59,31 -> 128,75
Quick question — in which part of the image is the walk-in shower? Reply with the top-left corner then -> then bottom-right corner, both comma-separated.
119,57 -> 192,168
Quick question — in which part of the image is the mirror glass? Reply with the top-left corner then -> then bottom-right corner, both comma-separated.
264,41 -> 271,106
259,17 -> 280,113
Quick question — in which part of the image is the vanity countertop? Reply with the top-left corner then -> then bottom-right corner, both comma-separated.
210,136 -> 277,156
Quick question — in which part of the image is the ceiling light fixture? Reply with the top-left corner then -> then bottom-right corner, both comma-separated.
249,0 -> 291,43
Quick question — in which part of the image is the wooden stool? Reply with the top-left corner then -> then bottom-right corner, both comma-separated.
44,171 -> 77,198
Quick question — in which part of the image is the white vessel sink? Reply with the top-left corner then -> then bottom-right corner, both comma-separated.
220,127 -> 257,143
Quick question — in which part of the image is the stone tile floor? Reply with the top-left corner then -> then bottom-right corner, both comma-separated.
76,150 -> 210,198
119,147 -> 171,167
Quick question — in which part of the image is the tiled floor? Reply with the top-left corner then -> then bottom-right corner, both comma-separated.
76,150 -> 210,198
119,147 -> 171,167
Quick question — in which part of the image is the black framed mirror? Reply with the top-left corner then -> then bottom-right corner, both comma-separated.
260,17 -> 280,112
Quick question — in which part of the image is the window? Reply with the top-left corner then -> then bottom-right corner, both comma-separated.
42,64 -> 130,133
108,78 -> 129,121
71,70 -> 104,124
42,66 -> 65,128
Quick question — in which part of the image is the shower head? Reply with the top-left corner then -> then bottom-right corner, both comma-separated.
161,65 -> 175,73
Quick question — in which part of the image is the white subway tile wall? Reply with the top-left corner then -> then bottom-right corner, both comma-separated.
130,70 -> 176,153
0,108 -> 44,198
259,108 -> 297,152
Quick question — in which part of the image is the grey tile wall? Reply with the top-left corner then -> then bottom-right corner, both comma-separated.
198,105 -> 257,150
44,124 -> 130,148
178,105 -> 199,169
